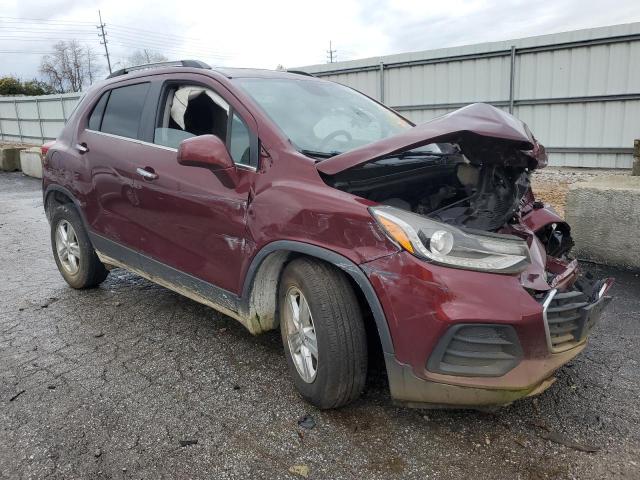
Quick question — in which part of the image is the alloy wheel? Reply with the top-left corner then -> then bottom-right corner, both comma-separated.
284,286 -> 318,383
55,220 -> 80,275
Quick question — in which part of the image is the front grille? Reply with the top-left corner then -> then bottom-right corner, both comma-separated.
542,290 -> 590,352
427,324 -> 523,377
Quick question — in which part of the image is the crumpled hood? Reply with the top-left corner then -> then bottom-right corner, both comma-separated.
316,103 -> 547,175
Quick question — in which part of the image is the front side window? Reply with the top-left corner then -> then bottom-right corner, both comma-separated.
235,77 -> 412,156
100,83 -> 150,139
154,85 -> 229,149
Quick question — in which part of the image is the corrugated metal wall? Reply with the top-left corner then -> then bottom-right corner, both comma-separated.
0,93 -> 81,144
300,23 -> 640,168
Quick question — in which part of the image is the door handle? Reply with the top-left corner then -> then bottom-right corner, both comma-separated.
75,143 -> 89,154
136,167 -> 158,180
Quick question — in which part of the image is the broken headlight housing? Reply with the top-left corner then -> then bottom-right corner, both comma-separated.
370,206 -> 530,274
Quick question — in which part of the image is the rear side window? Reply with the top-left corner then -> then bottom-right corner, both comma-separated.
100,83 -> 150,139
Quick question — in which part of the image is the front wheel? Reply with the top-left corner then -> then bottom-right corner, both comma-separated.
279,258 -> 368,409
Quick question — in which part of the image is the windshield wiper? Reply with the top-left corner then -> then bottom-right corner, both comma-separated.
391,150 -> 449,159
299,149 -> 341,159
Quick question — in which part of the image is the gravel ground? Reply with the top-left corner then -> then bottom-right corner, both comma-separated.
1,172 -> 639,480
531,167 -> 631,218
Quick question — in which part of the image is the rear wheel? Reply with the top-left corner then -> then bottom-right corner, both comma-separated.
279,258 -> 367,409
50,204 -> 108,289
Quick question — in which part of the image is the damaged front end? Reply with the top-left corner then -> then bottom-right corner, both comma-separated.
319,103 -> 612,295
318,103 -> 614,407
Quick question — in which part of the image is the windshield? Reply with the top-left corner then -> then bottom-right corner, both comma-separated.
235,77 -> 417,157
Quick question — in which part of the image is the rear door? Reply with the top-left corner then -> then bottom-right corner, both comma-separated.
127,74 -> 259,294
77,81 -> 151,252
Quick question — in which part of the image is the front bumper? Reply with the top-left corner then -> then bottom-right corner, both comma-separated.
384,347 -> 583,408
362,251 -> 612,408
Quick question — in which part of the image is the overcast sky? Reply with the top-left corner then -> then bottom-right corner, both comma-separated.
2,0 -> 640,81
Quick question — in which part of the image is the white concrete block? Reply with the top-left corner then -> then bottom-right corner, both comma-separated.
566,175 -> 640,270
19,147 -> 43,179
0,146 -> 24,171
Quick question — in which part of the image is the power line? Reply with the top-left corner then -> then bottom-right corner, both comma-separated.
0,31 -> 222,55
0,18 -> 218,49
0,16 -> 94,25
107,24 -> 214,46
327,40 -> 337,63
0,50 -> 53,54
108,42 -> 226,61
0,16 -> 233,61
0,26 -> 95,33
0,17 -> 222,49
0,33 -> 230,58
109,32 -> 231,56
96,10 -> 112,74
107,36 -> 231,58
0,35 -> 229,61
0,37 -> 96,41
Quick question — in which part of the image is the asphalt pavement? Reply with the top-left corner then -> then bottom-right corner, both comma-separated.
1,172 -> 638,479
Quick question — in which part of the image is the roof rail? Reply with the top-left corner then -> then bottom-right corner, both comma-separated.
107,60 -> 211,79
286,70 -> 315,77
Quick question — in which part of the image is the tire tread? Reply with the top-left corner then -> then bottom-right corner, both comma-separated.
280,257 -> 367,408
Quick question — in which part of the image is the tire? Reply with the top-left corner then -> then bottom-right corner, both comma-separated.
279,257 -> 367,409
50,203 -> 108,289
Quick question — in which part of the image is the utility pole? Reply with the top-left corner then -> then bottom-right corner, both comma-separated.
97,10 -> 112,74
87,50 -> 94,84
327,41 -> 337,63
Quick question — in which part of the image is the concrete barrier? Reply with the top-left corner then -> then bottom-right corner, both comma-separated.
19,147 -> 43,179
0,146 -> 25,172
566,175 -> 640,270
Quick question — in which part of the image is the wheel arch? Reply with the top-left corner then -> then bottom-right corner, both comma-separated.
44,185 -> 85,222
239,240 -> 394,354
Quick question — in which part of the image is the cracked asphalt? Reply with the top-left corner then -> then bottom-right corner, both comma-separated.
1,172 -> 639,479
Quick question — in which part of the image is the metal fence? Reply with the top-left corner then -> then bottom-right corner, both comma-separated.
0,92 -> 81,144
299,23 -> 640,168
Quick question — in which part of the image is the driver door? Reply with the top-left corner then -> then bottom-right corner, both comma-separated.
130,75 -> 259,294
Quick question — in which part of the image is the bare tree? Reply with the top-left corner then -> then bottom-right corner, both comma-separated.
126,49 -> 168,67
39,41 -> 101,93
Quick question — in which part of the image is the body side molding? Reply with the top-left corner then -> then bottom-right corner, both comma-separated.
89,233 -> 250,327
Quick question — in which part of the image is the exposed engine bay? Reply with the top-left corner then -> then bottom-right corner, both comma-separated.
325,143 -> 584,287
325,147 -> 533,232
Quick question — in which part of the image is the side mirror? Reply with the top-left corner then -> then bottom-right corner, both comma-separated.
177,134 -> 234,170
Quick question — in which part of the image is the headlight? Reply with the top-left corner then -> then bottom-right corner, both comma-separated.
370,206 -> 530,274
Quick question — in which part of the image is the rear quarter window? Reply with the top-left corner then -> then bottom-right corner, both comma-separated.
88,91 -> 110,131
100,83 -> 150,139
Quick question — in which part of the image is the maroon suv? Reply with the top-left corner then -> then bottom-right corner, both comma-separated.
42,60 -> 613,409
